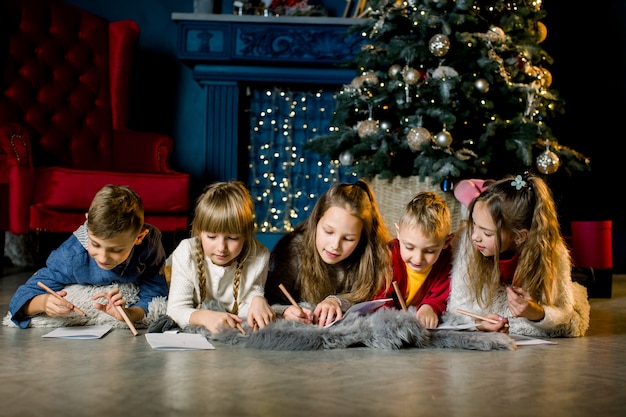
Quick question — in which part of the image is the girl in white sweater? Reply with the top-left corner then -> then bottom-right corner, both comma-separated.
442,173 -> 590,337
167,181 -> 275,333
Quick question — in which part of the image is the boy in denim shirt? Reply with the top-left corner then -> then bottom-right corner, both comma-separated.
8,185 -> 168,328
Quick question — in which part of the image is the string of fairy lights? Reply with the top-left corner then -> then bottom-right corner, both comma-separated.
247,87 -> 354,233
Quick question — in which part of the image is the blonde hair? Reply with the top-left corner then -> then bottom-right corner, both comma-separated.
464,172 -> 567,307
399,191 -> 450,241
87,185 -> 144,238
191,181 -> 256,306
293,179 -> 392,304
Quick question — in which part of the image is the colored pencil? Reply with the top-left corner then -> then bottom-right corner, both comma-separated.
392,281 -> 408,312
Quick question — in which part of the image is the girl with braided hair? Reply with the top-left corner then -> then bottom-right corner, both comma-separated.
442,172 -> 590,337
167,181 -> 275,333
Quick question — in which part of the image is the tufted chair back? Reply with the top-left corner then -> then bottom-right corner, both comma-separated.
0,0 -> 190,266
2,0 -> 122,170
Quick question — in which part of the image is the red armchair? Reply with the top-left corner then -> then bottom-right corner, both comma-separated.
0,0 -> 190,267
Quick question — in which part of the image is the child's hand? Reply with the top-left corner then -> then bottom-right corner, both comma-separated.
506,286 -> 545,321
314,297 -> 343,327
40,291 -> 75,317
92,287 -> 126,321
247,296 -> 276,330
282,304 -> 313,324
190,309 -> 243,333
416,304 -> 439,329
478,313 -> 509,333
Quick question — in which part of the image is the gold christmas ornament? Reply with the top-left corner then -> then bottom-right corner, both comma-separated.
536,21 -> 547,43
540,68 -> 552,87
485,26 -> 506,42
361,71 -> 379,86
357,119 -> 379,138
536,148 -> 560,174
407,126 -> 432,151
429,34 -> 450,57
350,75 -> 364,88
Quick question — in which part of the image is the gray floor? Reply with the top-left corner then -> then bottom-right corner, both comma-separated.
1,266 -> 625,417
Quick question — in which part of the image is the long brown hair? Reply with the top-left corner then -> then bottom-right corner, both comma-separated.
464,172 -> 566,306
291,179 -> 392,304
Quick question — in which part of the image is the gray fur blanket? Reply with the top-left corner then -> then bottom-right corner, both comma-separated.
3,284 -> 515,351
151,307 -> 517,351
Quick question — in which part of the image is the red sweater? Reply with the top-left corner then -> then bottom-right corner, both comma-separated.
375,239 -> 452,316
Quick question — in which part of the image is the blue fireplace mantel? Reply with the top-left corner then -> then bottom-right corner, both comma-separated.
171,13 -> 364,181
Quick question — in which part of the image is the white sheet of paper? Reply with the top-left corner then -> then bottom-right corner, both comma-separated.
430,322 -> 481,331
145,333 -> 215,350
42,325 -> 113,339
510,334 -> 558,346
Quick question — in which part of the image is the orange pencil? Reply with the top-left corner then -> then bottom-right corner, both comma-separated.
37,281 -> 87,316
392,281 -> 408,312
115,305 -> 139,336
278,283 -> 305,315
456,308 -> 509,327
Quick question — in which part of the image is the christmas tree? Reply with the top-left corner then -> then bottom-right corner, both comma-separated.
307,0 -> 590,186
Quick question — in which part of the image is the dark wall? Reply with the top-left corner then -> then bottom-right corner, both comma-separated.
543,1 -> 625,272
63,0 -> 625,272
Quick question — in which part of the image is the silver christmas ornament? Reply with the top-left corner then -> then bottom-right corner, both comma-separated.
357,119 -> 379,138
402,67 -> 421,85
407,127 -> 432,151
429,34 -> 450,57
380,120 -> 392,132
434,129 -> 453,147
475,78 -> 490,93
536,149 -> 560,174
388,64 -> 402,79
339,150 -> 354,166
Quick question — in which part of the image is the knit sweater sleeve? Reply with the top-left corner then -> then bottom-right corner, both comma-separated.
166,239 -> 200,328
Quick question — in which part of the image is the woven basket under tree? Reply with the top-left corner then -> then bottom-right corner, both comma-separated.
368,175 -> 464,235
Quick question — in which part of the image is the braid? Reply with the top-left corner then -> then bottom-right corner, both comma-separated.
230,261 -> 242,315
195,237 -> 207,307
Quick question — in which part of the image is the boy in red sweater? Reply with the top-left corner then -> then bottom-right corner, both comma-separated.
377,191 -> 453,329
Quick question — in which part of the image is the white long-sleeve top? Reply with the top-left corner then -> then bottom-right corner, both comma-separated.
166,237 -> 269,327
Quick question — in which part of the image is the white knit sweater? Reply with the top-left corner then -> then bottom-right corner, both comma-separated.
441,231 -> 590,337
166,237 -> 269,327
